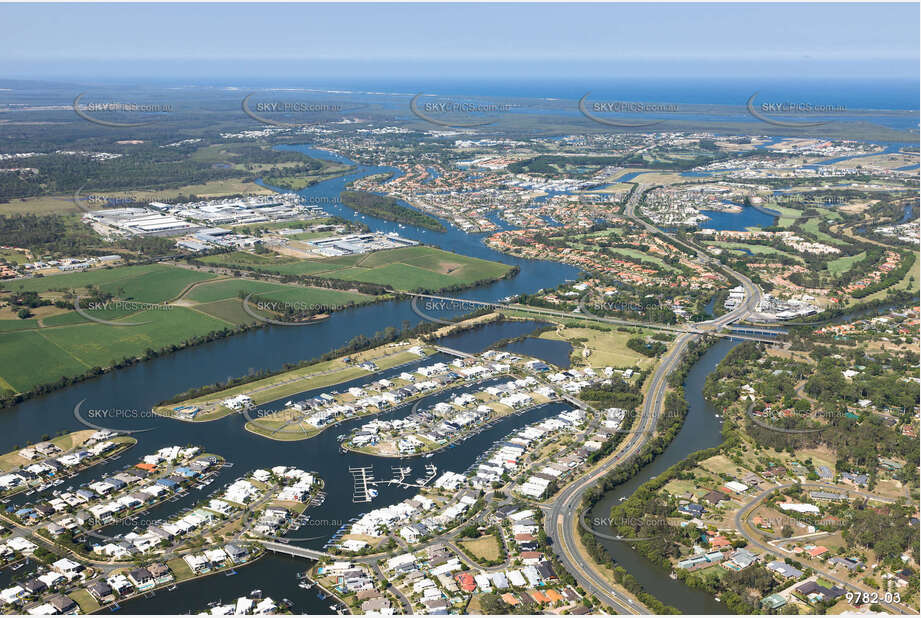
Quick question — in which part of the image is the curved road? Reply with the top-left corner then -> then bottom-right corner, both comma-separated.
547,331 -> 696,613
735,482 -> 914,615
545,184 -> 763,613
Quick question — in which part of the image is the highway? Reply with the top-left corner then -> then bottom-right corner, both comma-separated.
544,184 -> 764,614
408,294 -> 779,343
546,331 -> 696,613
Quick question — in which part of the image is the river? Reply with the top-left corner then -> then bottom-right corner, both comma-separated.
588,338 -> 741,615
2,144 -> 739,614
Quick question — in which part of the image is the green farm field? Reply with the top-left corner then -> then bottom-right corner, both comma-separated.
0,263 -> 377,395
200,245 -> 514,291
4,264 -> 216,303
0,307 -> 230,393
184,278 -> 370,308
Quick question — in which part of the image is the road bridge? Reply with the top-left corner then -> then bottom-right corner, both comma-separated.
432,345 -> 474,358
410,293 -> 784,345
259,540 -> 331,560
728,325 -> 787,337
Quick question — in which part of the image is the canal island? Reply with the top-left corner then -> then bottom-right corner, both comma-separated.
0,5 -> 919,613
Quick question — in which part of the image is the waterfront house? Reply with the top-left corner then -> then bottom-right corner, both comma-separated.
7,537 -> 38,555
761,593 -> 787,611
183,553 -> 210,574
21,579 -> 47,597
86,581 -> 115,603
677,550 -> 724,571
47,594 -> 78,614
105,574 -> 134,596
724,548 -> 759,570
0,585 -> 26,606
678,503 -> 705,517
224,544 -> 248,564
127,568 -> 154,591
147,563 -> 173,585
204,548 -> 229,566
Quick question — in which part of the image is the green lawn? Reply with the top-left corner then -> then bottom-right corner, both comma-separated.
708,242 -> 804,262
0,318 -> 42,332
185,279 -> 281,303
0,246 -> 509,395
826,251 -> 866,275
764,203 -> 804,228
0,249 -> 29,265
800,218 -> 847,246
192,298 -> 259,324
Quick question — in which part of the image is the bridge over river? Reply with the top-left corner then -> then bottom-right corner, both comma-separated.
409,293 -> 785,345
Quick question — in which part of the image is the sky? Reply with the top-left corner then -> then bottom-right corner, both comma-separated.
1,3 -> 918,80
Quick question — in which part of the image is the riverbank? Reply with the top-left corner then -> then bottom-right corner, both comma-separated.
0,143 -> 583,615
583,338 -> 736,615
155,342 -> 436,423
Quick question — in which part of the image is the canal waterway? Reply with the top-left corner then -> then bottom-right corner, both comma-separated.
1,144 -> 741,614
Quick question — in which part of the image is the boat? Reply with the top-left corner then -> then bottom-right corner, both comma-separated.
225,570 -> 237,576
298,582 -> 313,590
317,592 -> 326,600
168,585 -> 177,591
250,590 -> 263,599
